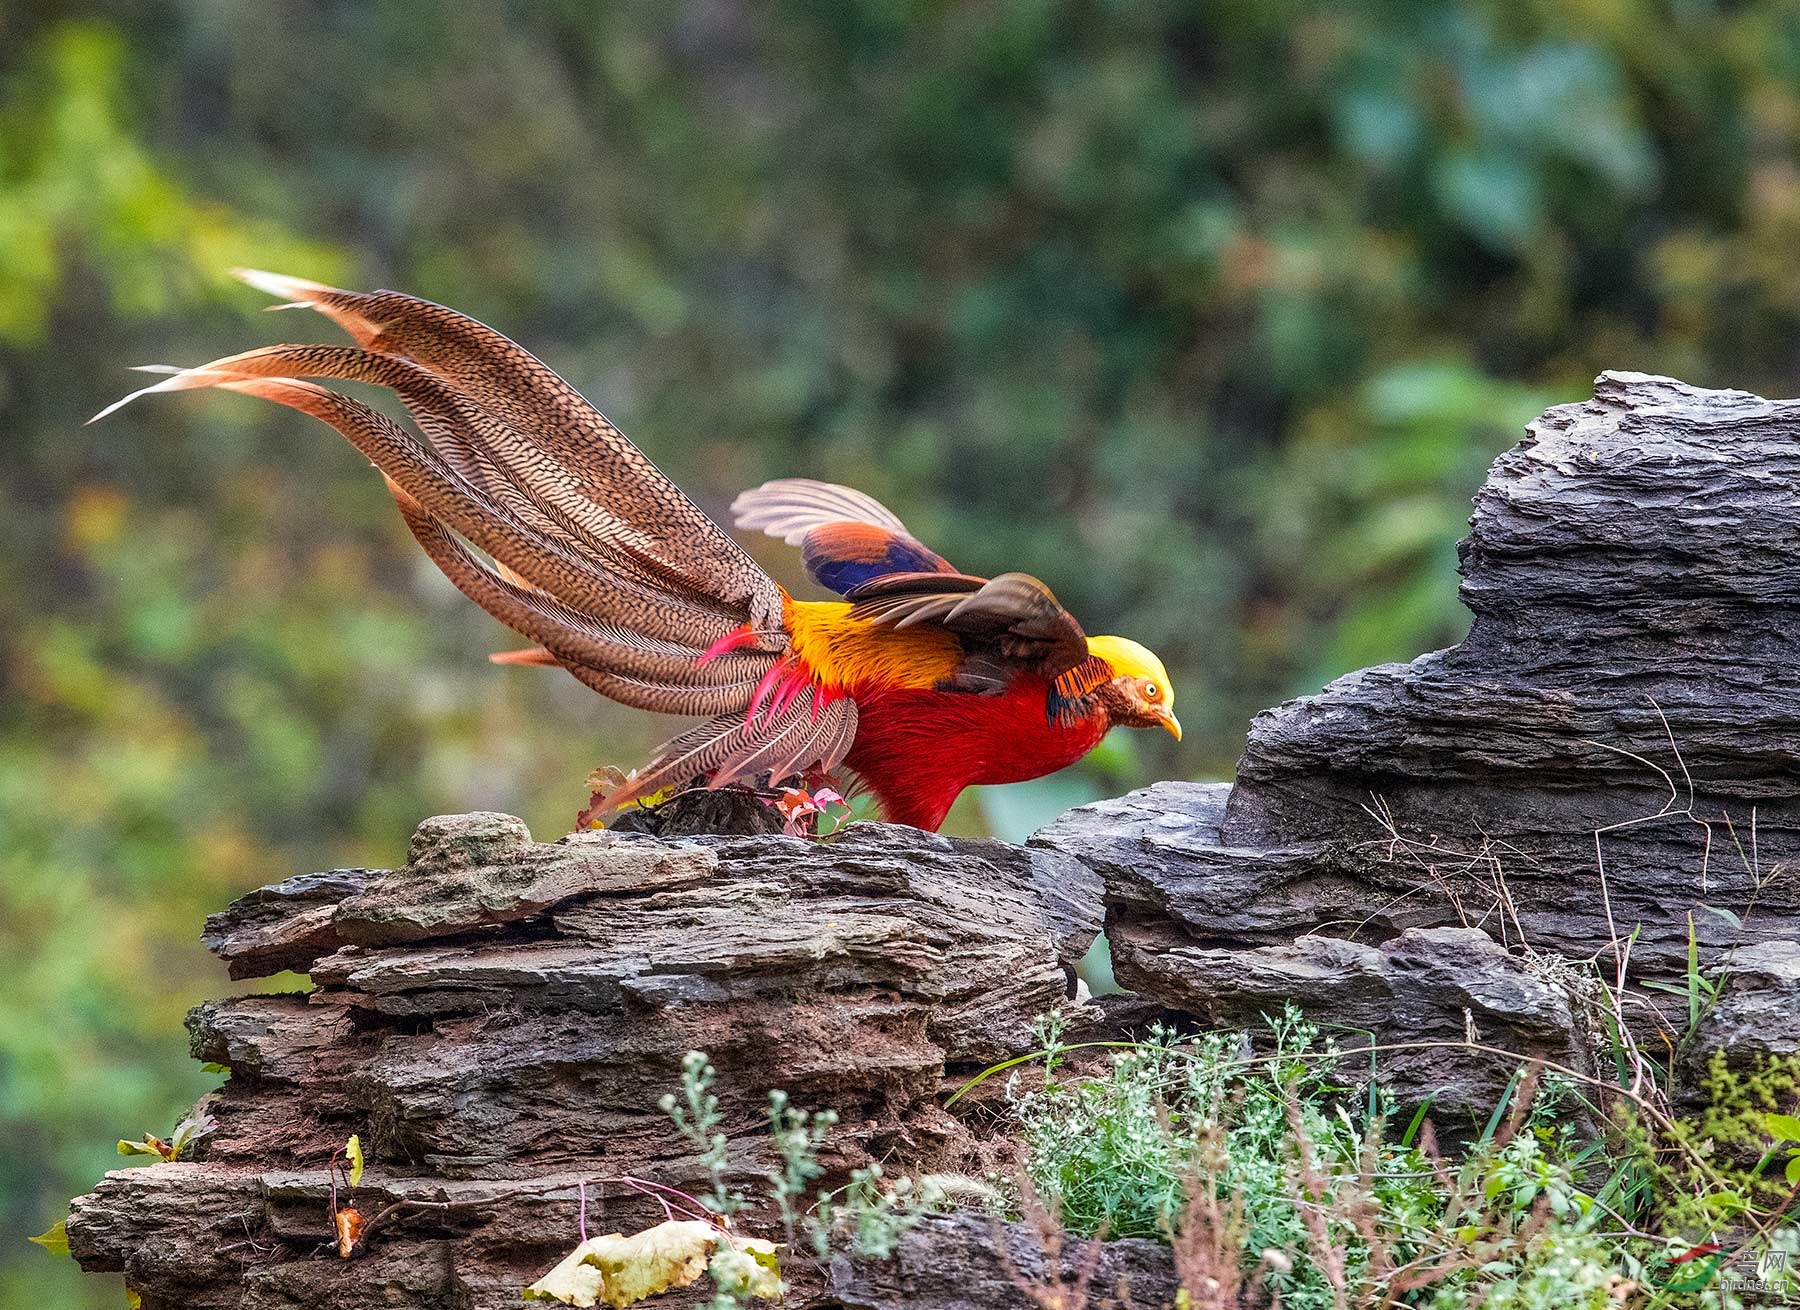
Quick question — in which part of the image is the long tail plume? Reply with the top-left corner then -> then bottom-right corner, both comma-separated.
95,272 -> 862,801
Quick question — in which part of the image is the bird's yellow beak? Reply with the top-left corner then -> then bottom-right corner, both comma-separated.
1158,707 -> 1182,742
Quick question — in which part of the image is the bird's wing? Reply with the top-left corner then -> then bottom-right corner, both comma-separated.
731,477 -> 957,595
95,273 -> 863,798
847,569 -> 1094,694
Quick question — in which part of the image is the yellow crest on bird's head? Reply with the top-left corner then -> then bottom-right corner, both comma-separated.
1085,634 -> 1175,710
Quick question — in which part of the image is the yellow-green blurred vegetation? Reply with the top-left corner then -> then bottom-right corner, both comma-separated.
4,2 -> 1800,1304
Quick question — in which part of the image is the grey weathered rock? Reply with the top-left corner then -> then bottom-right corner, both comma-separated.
832,1213 -> 1178,1309
1040,375 -> 1800,1086
66,1162 -> 689,1310
1107,923 -> 1587,1116
72,813 -> 1102,1309
335,811 -> 719,946
201,867 -> 375,981
1692,939 -> 1800,1068
1231,374 -> 1800,973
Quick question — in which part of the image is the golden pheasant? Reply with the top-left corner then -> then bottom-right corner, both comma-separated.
95,272 -> 1180,832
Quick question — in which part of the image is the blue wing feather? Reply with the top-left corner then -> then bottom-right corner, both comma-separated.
732,480 -> 957,597
805,528 -> 955,594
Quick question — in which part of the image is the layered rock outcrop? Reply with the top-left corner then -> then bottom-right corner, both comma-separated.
67,373 -> 1800,1307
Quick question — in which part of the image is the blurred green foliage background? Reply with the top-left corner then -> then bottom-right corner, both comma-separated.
4,1 -> 1800,1303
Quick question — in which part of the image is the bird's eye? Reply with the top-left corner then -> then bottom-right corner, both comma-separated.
1143,681 -> 1160,701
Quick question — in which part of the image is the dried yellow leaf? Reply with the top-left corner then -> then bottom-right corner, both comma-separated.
709,1237 -> 782,1299
524,1219 -> 781,1308
29,1219 -> 70,1256
345,1134 -> 364,1187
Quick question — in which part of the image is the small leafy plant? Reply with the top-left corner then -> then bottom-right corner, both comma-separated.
764,783 -> 852,838
1768,1112 -> 1800,1187
116,1111 -> 214,1162
995,1005 -> 1800,1309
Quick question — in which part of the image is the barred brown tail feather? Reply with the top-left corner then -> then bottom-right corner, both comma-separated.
202,374 -> 747,651
599,691 -> 858,813
382,478 -> 776,714
125,345 -> 748,633
231,269 -> 785,638
95,272 -> 885,809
